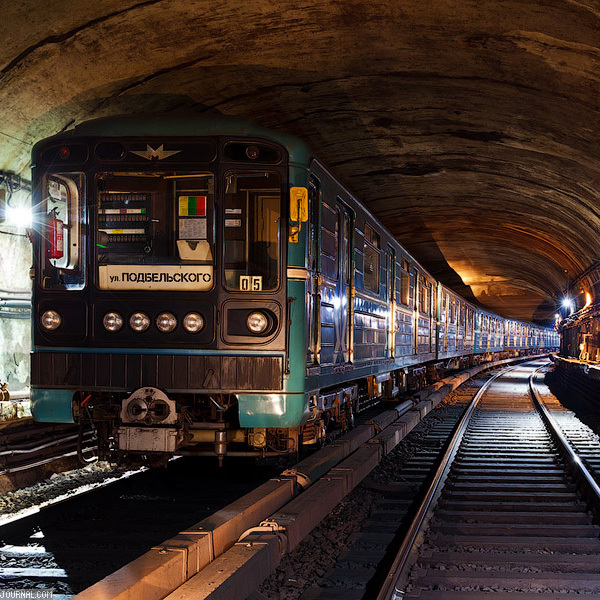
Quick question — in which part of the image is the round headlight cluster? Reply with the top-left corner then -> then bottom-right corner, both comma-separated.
41,310 -> 61,330
130,312 -> 150,332
247,311 -> 269,334
103,312 -> 124,332
156,312 -> 177,333
102,310 -> 205,333
183,312 -> 204,333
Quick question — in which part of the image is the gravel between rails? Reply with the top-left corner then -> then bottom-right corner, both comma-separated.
0,462 -> 138,522
0,457 -> 278,596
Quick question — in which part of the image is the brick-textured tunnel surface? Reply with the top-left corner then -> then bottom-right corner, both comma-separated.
2,0 -> 599,322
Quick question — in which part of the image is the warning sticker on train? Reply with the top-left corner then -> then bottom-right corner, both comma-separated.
98,265 -> 213,290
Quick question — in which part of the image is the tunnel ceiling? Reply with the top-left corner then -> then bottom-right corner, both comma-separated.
2,0 -> 600,323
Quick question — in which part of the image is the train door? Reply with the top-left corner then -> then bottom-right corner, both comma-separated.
429,281 -> 435,353
318,195 -> 352,366
338,202 -> 353,364
413,268 -> 419,355
307,177 -> 320,365
387,246 -> 396,358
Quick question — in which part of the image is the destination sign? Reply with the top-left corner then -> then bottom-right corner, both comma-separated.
99,265 -> 213,291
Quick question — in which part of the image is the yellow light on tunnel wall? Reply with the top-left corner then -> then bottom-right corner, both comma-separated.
584,292 -> 592,308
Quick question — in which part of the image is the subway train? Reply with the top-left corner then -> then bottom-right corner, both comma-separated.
29,113 -> 559,464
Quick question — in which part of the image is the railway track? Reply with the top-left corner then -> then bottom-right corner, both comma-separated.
0,422 -> 95,476
0,355 -> 560,600
0,457 -> 277,597
378,360 -> 600,599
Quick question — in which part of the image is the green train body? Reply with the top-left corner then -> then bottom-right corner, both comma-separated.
30,114 -> 559,463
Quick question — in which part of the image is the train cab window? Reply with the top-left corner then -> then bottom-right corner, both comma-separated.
363,223 -> 380,294
95,171 -> 215,291
223,171 -> 281,291
400,258 -> 411,306
40,173 -> 85,290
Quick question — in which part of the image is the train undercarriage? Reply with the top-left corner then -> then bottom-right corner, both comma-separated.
75,349 -> 538,466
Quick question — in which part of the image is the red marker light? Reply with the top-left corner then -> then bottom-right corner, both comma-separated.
60,146 -> 70,160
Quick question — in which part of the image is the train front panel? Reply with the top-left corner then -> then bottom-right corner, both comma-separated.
29,116 -> 314,463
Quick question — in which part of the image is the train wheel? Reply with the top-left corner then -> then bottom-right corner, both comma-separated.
343,398 -> 355,432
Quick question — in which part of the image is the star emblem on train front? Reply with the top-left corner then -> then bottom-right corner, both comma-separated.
130,144 -> 182,161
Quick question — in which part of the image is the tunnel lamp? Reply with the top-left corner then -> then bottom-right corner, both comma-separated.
584,293 -> 592,309
5,204 -> 32,228
561,298 -> 574,311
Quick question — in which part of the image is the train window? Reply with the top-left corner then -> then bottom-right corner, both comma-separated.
418,277 -> 429,314
308,178 -> 320,272
96,171 -> 215,291
429,282 -> 434,316
363,223 -> 380,294
441,294 -> 447,321
400,258 -> 410,306
223,171 -> 281,291
40,173 -> 85,290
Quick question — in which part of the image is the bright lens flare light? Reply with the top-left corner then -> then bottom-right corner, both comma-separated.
5,205 -> 32,227
584,292 -> 592,309
562,298 -> 574,311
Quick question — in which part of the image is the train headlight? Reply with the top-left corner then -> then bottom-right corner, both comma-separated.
41,310 -> 61,330
156,312 -> 177,333
183,312 -> 204,333
247,311 -> 268,334
103,312 -> 124,332
129,312 -> 150,332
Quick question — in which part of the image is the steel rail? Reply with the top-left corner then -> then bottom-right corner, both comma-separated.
0,432 -> 94,456
376,365 -> 516,600
0,427 -> 96,475
0,450 -> 81,475
529,367 -> 600,501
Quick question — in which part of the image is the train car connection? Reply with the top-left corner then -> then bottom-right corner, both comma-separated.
29,113 -> 559,465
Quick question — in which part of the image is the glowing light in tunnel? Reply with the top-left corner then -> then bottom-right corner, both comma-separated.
5,204 -> 32,227
584,292 -> 592,309
561,298 -> 574,312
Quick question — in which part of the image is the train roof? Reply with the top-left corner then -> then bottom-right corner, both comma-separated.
33,112 -> 313,166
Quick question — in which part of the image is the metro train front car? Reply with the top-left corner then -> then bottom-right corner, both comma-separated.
30,115 -> 311,465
